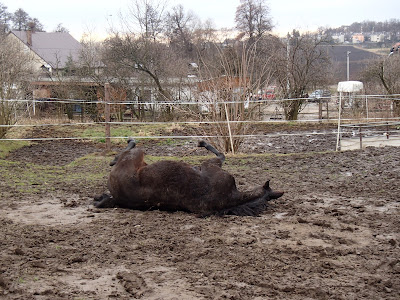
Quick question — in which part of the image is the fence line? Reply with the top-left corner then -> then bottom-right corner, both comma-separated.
2,95 -> 400,151
0,97 -> 330,105
2,93 -> 400,105
2,97 -> 308,105
2,129 -> 400,143
2,117 -> 400,129
0,131 -> 341,142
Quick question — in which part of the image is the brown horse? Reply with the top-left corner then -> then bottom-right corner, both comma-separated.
94,140 -> 283,216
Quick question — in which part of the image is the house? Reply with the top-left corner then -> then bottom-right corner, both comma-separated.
8,30 -> 82,74
332,34 -> 345,44
6,30 -> 102,102
352,33 -> 365,44
370,33 -> 385,43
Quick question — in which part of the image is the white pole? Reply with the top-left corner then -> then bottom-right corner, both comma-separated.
346,51 -> 351,81
286,33 -> 290,97
224,102 -> 235,155
336,92 -> 342,151
366,95 -> 369,120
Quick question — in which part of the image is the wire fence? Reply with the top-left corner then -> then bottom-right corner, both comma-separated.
1,94 -> 400,152
2,94 -> 399,123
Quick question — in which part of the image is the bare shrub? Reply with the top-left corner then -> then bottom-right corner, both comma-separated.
0,32 -> 37,138
194,40 -> 273,153
0,100 -> 15,138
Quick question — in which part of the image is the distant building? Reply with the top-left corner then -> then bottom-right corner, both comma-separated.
8,30 -> 82,75
352,33 -> 365,44
370,33 -> 385,43
6,30 -> 102,102
332,34 -> 345,43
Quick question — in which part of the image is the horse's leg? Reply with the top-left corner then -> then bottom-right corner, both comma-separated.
110,138 -> 137,166
198,140 -> 225,165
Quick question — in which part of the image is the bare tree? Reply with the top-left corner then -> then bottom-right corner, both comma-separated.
103,35 -> 176,101
54,23 -> 69,33
78,35 -> 105,82
165,4 -> 199,58
362,54 -> 400,94
127,0 -> 166,41
362,53 -> 400,115
271,30 -> 332,120
0,34 -> 37,137
193,19 -> 217,46
0,3 -> 11,33
103,0 -> 190,105
235,0 -> 273,41
28,18 -> 44,31
195,40 -> 273,153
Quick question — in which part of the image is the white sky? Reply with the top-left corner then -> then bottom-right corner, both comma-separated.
2,0 -> 400,40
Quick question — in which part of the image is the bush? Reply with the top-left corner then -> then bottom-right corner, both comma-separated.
0,100 -> 16,138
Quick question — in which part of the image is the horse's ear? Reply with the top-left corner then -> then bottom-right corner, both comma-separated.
270,191 -> 284,200
110,155 -> 119,166
263,180 -> 270,190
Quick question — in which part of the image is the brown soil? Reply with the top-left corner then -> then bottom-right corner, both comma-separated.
0,125 -> 399,299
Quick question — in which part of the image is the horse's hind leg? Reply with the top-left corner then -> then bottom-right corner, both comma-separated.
126,138 -> 136,149
198,140 -> 225,164
110,139 -> 137,166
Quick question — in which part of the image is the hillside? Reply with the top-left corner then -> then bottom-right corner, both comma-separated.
328,45 -> 382,82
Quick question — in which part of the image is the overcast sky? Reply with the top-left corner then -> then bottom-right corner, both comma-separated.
2,0 -> 400,40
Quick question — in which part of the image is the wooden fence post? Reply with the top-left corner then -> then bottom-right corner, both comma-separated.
104,83 -> 111,151
318,99 -> 323,121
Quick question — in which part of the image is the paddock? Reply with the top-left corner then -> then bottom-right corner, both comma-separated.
0,121 -> 399,299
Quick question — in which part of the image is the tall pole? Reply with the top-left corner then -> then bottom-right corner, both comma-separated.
336,92 -> 343,151
104,83 -> 111,152
224,102 -> 235,155
346,51 -> 351,81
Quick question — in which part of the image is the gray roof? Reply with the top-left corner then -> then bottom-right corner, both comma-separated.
11,30 -> 82,69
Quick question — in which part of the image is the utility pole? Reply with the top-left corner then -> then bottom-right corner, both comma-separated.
346,51 -> 351,81
286,33 -> 290,97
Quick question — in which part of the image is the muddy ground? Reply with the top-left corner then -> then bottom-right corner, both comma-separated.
0,124 -> 399,299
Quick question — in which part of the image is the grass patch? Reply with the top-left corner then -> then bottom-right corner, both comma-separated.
0,154 -> 110,194
66,153 -> 110,168
0,140 -> 30,158
81,123 -> 183,145
156,138 -> 181,146
0,161 -> 64,193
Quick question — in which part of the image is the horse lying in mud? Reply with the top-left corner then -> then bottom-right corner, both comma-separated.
94,139 -> 284,216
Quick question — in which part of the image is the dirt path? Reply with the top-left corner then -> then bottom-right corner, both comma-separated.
0,133 -> 399,299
